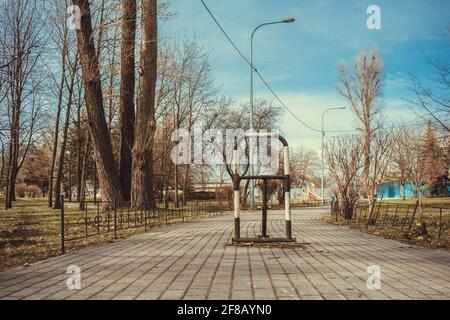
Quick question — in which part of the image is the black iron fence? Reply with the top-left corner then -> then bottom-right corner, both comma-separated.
257,199 -> 329,209
291,199 -> 329,207
330,200 -> 449,241
59,197 -> 227,254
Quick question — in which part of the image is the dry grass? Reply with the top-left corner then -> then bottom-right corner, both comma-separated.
0,198 -> 225,272
327,198 -> 450,249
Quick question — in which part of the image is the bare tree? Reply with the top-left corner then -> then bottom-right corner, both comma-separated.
274,146 -> 320,204
409,24 -> 449,133
409,128 -> 427,198
325,135 -> 365,219
1,0 -> 47,208
422,121 -> 448,194
338,49 -> 383,199
47,0 -> 72,207
54,53 -> 79,209
391,124 -> 414,200
366,126 -> 392,223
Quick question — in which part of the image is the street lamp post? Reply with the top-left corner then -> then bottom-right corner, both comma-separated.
321,107 -> 345,205
249,17 -> 295,209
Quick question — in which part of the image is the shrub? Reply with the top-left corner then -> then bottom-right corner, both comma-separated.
16,183 -> 27,198
15,184 -> 41,198
27,185 -> 41,198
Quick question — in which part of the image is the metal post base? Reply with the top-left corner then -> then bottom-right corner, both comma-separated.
232,237 -> 296,244
233,217 -> 240,241
286,220 -> 292,240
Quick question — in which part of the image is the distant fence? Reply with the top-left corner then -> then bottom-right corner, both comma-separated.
291,199 -> 329,207
258,199 -> 329,209
330,200 -> 449,241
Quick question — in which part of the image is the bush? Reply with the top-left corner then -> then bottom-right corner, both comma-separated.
15,184 -> 41,198
27,185 -> 41,198
16,183 -> 27,198
186,191 -> 216,200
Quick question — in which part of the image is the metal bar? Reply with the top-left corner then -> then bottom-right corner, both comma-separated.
260,179 -> 268,238
114,199 -> 117,239
97,201 -> 100,234
144,209 -> 147,232
401,205 -> 410,232
407,201 -> 419,233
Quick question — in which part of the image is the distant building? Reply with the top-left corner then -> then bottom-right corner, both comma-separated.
377,182 -> 415,199
192,180 -> 322,203
377,181 -> 450,199
292,181 -> 322,202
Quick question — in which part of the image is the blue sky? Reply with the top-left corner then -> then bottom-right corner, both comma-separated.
161,0 -> 449,154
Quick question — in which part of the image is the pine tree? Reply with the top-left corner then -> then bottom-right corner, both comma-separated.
422,122 -> 447,195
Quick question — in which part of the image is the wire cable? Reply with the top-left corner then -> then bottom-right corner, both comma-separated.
200,0 -> 429,135
200,0 -> 329,133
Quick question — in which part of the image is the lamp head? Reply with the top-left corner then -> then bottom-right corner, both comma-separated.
282,17 -> 295,23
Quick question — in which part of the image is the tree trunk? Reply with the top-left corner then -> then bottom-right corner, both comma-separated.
73,0 -> 123,203
364,127 -> 371,199
401,182 -> 406,200
118,0 -> 136,202
54,56 -> 77,209
68,156 -> 72,202
0,143 -> 5,191
79,133 -> 91,210
183,165 -> 191,205
5,84 -> 20,208
93,162 -> 97,204
241,180 -> 250,207
174,164 -> 179,208
5,137 -> 14,209
48,42 -> 67,208
75,89 -> 82,202
131,0 -> 157,209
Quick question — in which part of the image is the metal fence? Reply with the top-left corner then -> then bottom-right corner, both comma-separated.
291,199 -> 329,207
258,199 -> 329,209
330,200 -> 450,241
59,197 -> 227,254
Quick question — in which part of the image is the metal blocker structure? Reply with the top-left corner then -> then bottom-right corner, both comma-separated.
231,132 -> 295,243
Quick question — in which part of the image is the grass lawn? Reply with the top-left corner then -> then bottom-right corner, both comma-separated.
382,197 -> 450,207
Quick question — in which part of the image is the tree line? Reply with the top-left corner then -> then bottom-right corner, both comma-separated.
326,46 -> 449,219
0,0 -> 323,210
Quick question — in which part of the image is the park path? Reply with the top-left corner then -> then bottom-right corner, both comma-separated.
0,207 -> 449,300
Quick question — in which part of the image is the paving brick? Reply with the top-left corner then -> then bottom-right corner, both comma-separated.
0,208 -> 449,300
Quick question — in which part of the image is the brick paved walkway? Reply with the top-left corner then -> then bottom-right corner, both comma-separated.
0,207 -> 449,300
